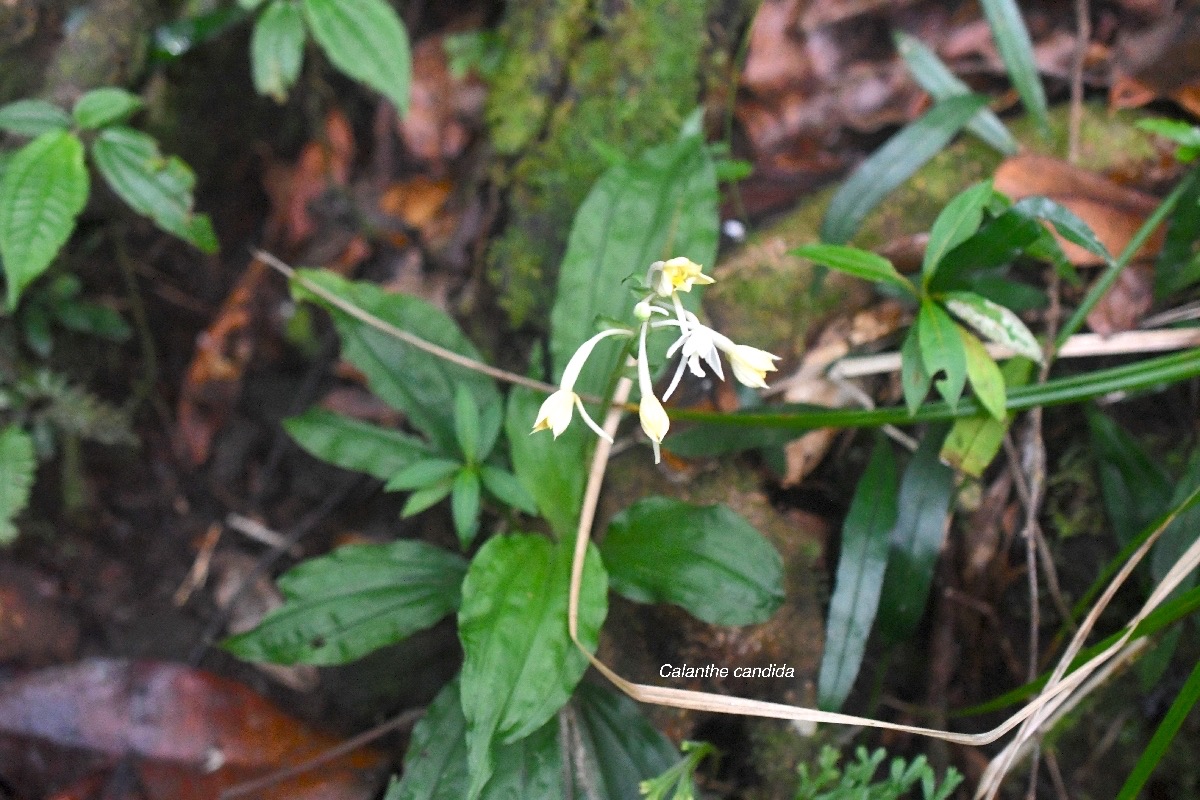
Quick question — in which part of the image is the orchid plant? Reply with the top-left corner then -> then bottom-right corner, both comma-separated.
532,256 -> 780,462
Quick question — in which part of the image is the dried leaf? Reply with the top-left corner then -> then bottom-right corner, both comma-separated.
1086,261 -> 1156,335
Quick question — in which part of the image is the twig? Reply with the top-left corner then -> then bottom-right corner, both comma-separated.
218,706 -> 425,799
225,513 -> 303,556
1067,0 -> 1090,163
254,249 -> 563,398
173,522 -> 223,606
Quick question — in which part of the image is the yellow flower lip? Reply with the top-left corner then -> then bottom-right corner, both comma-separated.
653,257 -> 715,297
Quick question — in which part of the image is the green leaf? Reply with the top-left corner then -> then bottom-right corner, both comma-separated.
54,299 -> 132,340
922,180 -> 994,282
917,299 -> 967,410
1138,118 -> 1200,162
877,427 -> 955,642
302,0 -> 411,113
820,94 -> 988,244
1011,196 -> 1112,267
818,436 -> 899,711
451,468 -> 481,548
458,534 -> 607,800
979,0 -> 1049,135
454,385 -> 481,463
1150,446 -> 1200,593
551,132 -> 718,396
600,497 -> 785,626
252,0 -> 306,103
291,270 -> 501,455
1117,656 -> 1200,800
223,539 -> 466,664
959,327 -> 1006,420
892,31 -> 1017,155
90,126 -> 218,253
0,130 -> 89,309
1086,405 -> 1172,548
504,384 -> 587,537
0,425 -> 36,543
940,413 -> 1005,477
934,208 -> 1050,285
568,682 -> 681,798
284,407 -> 431,481
386,458 -> 464,492
941,290 -> 1042,363
72,88 -> 143,129
1154,174 -> 1200,298
402,479 -> 454,517
479,465 -> 538,515
791,243 -> 914,295
901,324 -> 931,416
0,99 -> 71,137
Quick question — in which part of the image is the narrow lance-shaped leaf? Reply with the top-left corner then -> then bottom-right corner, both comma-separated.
458,535 -> 607,800
252,0 -> 307,103
917,299 -> 967,411
878,427 -> 955,642
980,0 -> 1049,135
892,31 -> 1017,155
451,468 -> 481,549
0,130 -> 89,309
1086,405 -> 1172,548
1117,656 -> 1200,800
922,180 -> 994,282
791,243 -> 914,296
0,426 -> 36,543
302,0 -> 411,114
820,94 -> 988,244
284,407 -> 432,481
600,497 -> 785,626
1012,195 -> 1112,267
959,327 -> 1007,421
941,290 -> 1043,364
223,540 -> 467,665
818,436 -> 899,710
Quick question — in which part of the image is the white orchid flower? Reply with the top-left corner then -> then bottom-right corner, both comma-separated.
531,327 -> 630,442
636,322 -> 670,463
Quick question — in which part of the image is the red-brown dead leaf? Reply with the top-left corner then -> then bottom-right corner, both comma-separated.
0,563 -> 79,667
1111,8 -> 1200,117
264,109 -> 357,248
993,154 -> 1164,265
0,659 -> 384,800
378,176 -> 453,247
398,34 -> 486,171
1085,261 -> 1156,335
175,259 -> 271,466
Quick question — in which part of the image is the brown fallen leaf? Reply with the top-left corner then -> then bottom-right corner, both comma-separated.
0,659 -> 384,800
0,562 -> 79,667
263,108 -> 357,248
993,154 -> 1164,265
1086,261 -> 1156,335
1111,7 -> 1200,117
398,34 -> 486,171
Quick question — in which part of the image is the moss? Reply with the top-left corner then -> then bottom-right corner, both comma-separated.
484,0 -> 747,327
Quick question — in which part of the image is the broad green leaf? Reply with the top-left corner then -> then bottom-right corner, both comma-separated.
820,94 -> 988,244
1086,405 -> 1172,548
223,540 -> 466,665
791,243 -> 914,295
291,270 -> 501,455
302,0 -> 411,113
0,99 -> 70,137
454,385 -> 481,462
72,88 -> 143,129
504,385 -> 586,537
0,425 -> 36,543
941,290 -> 1042,363
877,427 -> 955,642
600,497 -> 785,626
959,328 -> 1006,420
1154,174 -> 1200,298
284,407 -> 431,481
818,436 -> 899,711
980,0 -> 1049,135
401,479 -> 454,517
917,299 -> 967,410
479,465 -> 538,515
0,130 -> 89,309
1117,655 -> 1200,800
567,682 -> 681,798
386,458 -> 464,491
953,272 -> 1047,313
892,31 -> 1017,154
934,209 -> 1048,286
387,678 -> 566,800
458,534 -> 607,800
901,324 -> 931,416
551,132 -> 718,396
1011,196 -> 1112,266
252,0 -> 306,103
940,413 -> 1005,478
451,468 -> 481,548
922,180 -> 993,282
90,126 -> 218,253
